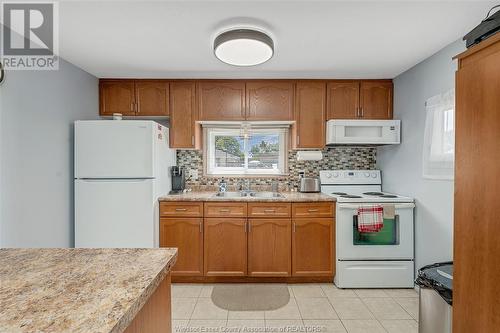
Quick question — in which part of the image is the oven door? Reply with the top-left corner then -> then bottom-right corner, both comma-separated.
336,203 -> 414,260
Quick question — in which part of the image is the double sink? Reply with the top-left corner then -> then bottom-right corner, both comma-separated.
213,191 -> 284,198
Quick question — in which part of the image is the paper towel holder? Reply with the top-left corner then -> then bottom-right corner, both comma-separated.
296,150 -> 323,161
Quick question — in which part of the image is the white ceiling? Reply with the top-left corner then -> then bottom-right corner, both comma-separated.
58,1 -> 496,79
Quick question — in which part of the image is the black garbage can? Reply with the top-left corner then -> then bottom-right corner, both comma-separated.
415,262 -> 453,333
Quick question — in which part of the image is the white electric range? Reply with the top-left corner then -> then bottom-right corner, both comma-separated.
320,170 -> 415,288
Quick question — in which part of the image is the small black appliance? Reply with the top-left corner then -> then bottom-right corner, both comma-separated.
169,166 -> 185,194
463,5 -> 500,48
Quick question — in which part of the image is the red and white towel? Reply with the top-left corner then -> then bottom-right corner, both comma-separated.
357,205 -> 384,233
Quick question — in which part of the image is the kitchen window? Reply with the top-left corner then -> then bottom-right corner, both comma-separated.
205,127 -> 287,176
423,89 -> 455,180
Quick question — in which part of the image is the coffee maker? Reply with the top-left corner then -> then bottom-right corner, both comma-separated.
169,166 -> 185,194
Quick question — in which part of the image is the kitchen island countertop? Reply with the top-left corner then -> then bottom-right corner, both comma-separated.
158,191 -> 336,202
0,248 -> 177,333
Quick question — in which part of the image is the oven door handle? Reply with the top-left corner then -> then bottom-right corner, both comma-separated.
338,203 -> 415,210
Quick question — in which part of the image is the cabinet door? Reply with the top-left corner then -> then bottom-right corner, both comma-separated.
248,219 -> 291,277
292,218 -> 334,276
359,81 -> 393,119
204,218 -> 247,276
294,82 -> 327,149
169,82 -> 198,148
197,81 -> 246,120
160,218 -> 203,276
326,81 -> 360,119
246,81 -> 294,120
99,80 -> 136,116
135,80 -> 169,116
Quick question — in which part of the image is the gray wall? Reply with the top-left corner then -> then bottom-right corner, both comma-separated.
0,59 -> 98,247
377,39 -> 464,273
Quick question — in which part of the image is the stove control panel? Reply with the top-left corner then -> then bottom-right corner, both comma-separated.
320,170 -> 381,185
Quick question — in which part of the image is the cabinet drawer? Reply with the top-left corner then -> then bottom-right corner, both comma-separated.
292,202 -> 334,218
204,202 -> 247,217
160,202 -> 203,217
248,203 -> 291,218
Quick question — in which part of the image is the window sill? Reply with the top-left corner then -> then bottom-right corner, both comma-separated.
204,174 -> 289,179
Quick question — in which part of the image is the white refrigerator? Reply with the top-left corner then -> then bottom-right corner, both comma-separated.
74,120 -> 176,248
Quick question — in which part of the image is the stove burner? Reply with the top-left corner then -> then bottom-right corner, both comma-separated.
331,192 -> 348,195
379,194 -> 398,198
340,195 -> 363,198
363,192 -> 384,196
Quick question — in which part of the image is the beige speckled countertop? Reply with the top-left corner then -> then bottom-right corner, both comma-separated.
0,248 -> 177,333
158,191 -> 335,202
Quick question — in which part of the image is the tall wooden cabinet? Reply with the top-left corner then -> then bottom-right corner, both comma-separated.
453,34 -> 500,333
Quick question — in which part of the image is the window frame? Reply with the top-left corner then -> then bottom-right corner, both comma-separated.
422,89 -> 455,180
204,127 -> 288,176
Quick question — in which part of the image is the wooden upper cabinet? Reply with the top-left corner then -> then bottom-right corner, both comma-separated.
360,81 -> 393,119
292,218 -> 334,277
160,218 -> 203,276
246,81 -> 294,120
248,219 -> 291,277
197,81 -> 246,121
169,82 -> 199,149
327,81 -> 360,119
99,80 -> 136,116
135,80 -> 169,116
294,81 -> 327,149
204,218 -> 247,276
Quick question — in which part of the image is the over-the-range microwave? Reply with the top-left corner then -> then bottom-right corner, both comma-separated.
326,119 -> 401,145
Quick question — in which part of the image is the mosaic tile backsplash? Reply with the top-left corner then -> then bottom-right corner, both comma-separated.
176,147 -> 376,191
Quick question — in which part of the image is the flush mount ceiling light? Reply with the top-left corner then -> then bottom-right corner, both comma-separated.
214,29 -> 274,66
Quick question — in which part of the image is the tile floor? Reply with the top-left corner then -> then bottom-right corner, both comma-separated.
171,283 -> 419,333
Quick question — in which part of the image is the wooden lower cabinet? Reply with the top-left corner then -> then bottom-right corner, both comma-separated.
248,219 -> 291,277
160,201 -> 335,281
292,218 -> 334,277
159,218 -> 203,276
204,218 -> 247,276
